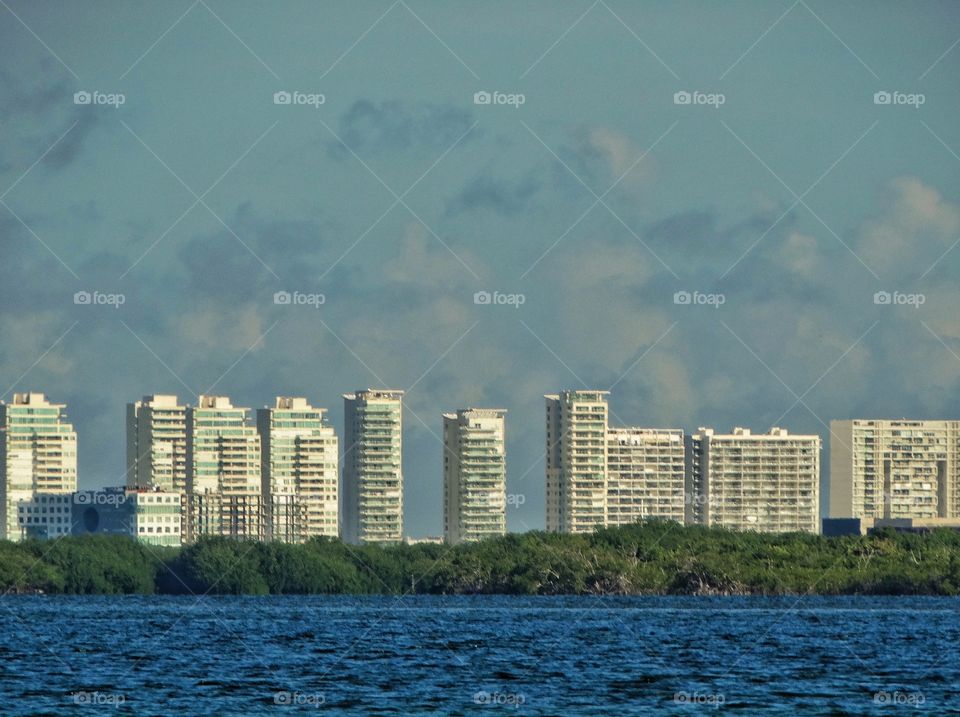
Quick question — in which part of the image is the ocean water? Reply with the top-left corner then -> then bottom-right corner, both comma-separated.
0,595 -> 956,715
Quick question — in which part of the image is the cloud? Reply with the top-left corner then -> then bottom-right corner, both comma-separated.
445,172 -> 541,216
777,232 -> 819,278
561,126 -> 655,195
328,100 -> 475,157
858,176 -> 960,277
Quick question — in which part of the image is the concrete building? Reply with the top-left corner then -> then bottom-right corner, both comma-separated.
185,396 -> 262,540
443,408 -> 507,544
127,490 -> 183,546
17,493 -> 73,540
72,487 -> 184,546
342,390 -> 404,544
545,390 -> 609,533
184,491 -> 263,542
607,428 -> 686,526
126,395 -> 187,492
1,393 -> 77,541
686,427 -> 821,534
257,397 -> 339,542
829,419 -> 960,521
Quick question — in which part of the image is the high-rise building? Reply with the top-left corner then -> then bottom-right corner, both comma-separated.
606,427 -> 686,526
257,397 -> 339,542
0,393 -> 77,541
686,427 -> 821,534
443,408 -> 507,544
545,390 -> 609,534
185,395 -> 262,540
342,389 -> 404,544
829,419 -> 960,521
126,394 -> 187,492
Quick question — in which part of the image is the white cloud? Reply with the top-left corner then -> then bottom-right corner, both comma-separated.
858,176 -> 960,276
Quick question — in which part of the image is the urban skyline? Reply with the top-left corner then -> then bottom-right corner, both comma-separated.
6,388 -> 960,543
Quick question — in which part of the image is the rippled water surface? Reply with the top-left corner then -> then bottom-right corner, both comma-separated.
1,595 -> 958,714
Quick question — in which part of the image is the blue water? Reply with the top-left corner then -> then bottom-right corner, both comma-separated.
0,595 -> 956,714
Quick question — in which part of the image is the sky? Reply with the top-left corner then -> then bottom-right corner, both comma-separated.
1,0 -> 959,536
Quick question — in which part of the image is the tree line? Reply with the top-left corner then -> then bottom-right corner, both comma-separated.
3,521 -> 960,596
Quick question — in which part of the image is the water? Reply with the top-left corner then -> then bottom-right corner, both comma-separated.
1,595 -> 956,714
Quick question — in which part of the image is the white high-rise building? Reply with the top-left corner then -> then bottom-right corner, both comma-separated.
829,419 -> 960,521
342,390 -> 404,544
545,390 -> 609,533
443,408 -> 507,544
0,393 -> 77,541
126,394 -> 187,492
185,395 -> 262,541
257,397 -> 339,542
607,428 -> 686,526
686,427 -> 821,534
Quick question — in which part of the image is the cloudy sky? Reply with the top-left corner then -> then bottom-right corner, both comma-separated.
1,0 -> 959,534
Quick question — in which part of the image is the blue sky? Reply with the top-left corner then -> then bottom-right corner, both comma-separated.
2,0 -> 959,535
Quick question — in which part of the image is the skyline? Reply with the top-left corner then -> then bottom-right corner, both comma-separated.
7,387 -> 960,538
2,1 -> 959,538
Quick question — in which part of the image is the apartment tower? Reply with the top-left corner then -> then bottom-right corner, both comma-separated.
545,390 -> 609,533
185,395 -> 262,541
0,393 -> 77,541
686,427 -> 821,533
606,427 -> 686,526
829,419 -> 960,520
443,408 -> 507,544
126,394 -> 187,491
342,390 -> 404,544
257,397 -> 339,542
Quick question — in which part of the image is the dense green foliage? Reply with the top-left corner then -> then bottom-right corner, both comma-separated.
3,521 -> 960,596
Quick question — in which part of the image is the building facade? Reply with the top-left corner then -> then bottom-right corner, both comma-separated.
545,391 -> 609,533
17,493 -> 73,540
829,419 -> 960,521
1,393 -> 77,541
606,427 -> 686,526
686,427 -> 821,533
257,397 -> 339,542
185,396 -> 262,540
342,390 -> 404,544
73,487 -> 184,546
443,408 -> 507,544
126,394 -> 187,492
